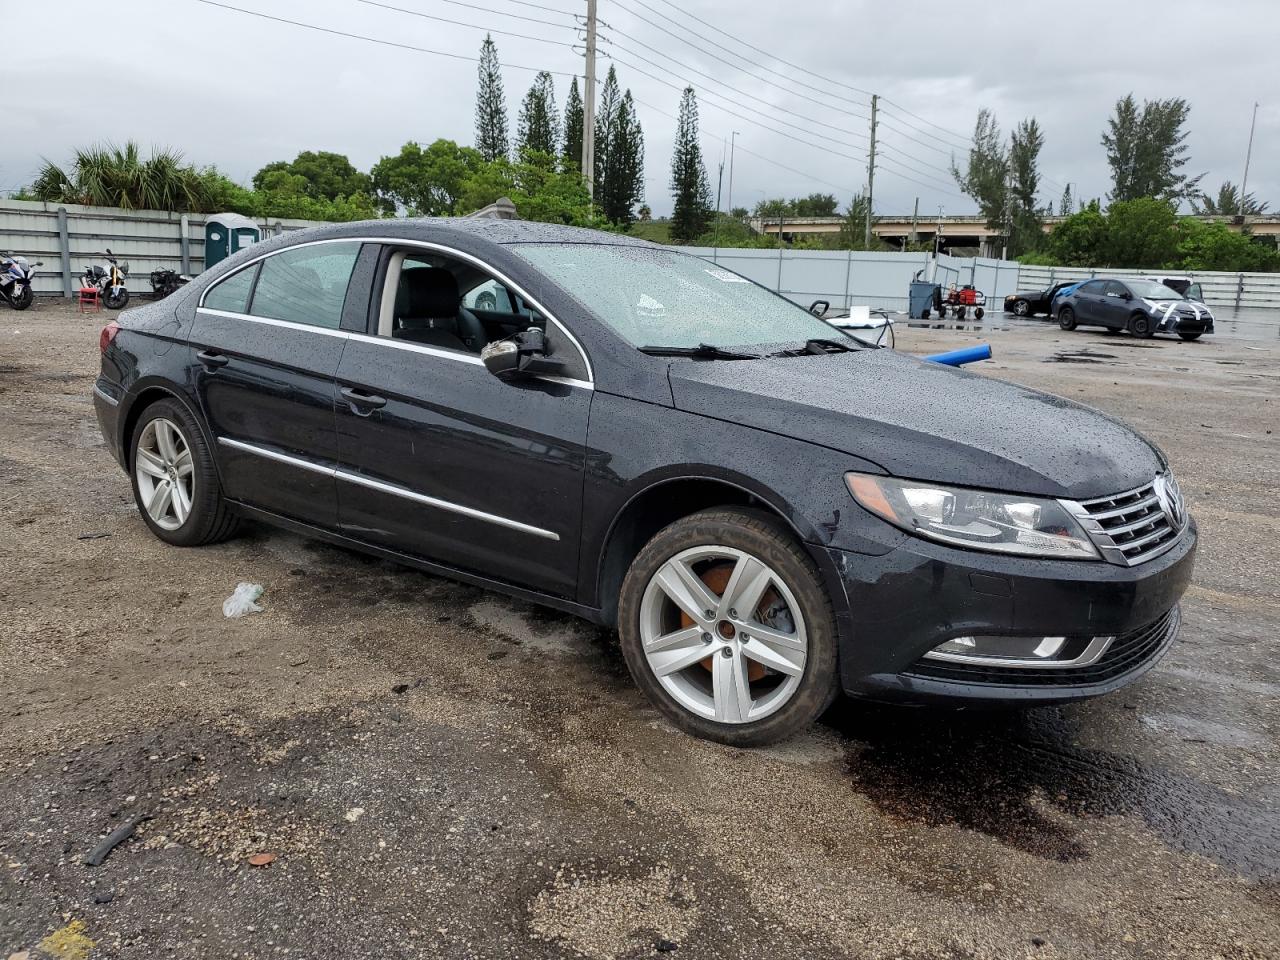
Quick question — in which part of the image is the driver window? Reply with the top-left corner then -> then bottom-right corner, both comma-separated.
463,278 -> 514,314
1104,281 -> 1124,298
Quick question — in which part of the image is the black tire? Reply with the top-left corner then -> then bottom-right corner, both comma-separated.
955,306 -> 966,320
1129,312 -> 1153,338
1058,306 -> 1077,330
617,507 -> 840,747
11,285 -> 33,310
974,307 -> 985,319
1012,299 -> 1029,317
129,398 -> 239,546
104,287 -> 130,310
1178,330 -> 1202,341
919,309 -> 930,320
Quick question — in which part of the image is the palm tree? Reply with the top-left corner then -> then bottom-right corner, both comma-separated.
32,142 -> 214,211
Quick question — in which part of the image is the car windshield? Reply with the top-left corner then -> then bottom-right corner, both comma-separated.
513,243 -> 853,349
1128,279 -> 1187,300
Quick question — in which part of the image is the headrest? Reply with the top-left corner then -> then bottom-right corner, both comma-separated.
396,267 -> 460,323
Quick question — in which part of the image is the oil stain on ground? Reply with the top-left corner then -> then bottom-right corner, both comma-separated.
832,704 -> 1280,882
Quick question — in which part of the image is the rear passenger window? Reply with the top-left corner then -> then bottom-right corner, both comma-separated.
203,265 -> 257,313
250,242 -> 361,329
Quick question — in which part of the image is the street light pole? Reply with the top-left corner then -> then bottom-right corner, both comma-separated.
1240,101 -> 1260,220
727,131 -> 738,217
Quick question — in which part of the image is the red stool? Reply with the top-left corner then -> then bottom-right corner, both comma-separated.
78,287 -> 100,312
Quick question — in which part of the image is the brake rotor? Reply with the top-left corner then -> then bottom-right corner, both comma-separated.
679,562 -> 769,681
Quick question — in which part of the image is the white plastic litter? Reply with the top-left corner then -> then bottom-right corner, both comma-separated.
223,582 -> 265,618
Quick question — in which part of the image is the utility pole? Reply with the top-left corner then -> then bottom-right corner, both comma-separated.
1239,101 -> 1260,220
909,196 -> 919,247
864,94 -> 877,247
581,0 -> 598,198
727,131 -> 738,218
713,153 -> 724,247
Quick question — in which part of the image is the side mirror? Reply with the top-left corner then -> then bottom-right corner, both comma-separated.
809,299 -> 830,318
481,327 -> 565,380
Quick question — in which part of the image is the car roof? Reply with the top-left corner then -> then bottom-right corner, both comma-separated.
298,216 -> 657,248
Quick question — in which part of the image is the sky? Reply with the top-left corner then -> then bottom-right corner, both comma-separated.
3,0 -> 1276,218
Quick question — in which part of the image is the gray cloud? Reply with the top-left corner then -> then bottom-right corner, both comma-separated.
3,0 -> 1275,217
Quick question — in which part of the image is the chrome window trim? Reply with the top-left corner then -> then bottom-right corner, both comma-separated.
92,384 -> 119,407
346,330 -> 484,365
196,234 -> 594,385
198,306 -> 348,339
216,436 -> 559,541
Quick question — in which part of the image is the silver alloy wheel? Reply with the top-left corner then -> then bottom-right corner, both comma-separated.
1014,300 -> 1029,316
134,417 -> 195,531
638,546 -> 808,725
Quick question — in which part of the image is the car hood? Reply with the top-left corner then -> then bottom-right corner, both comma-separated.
667,350 -> 1166,500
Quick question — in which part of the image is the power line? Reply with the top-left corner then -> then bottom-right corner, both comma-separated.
374,0 -> 575,28
612,0 -> 873,114
646,0 -> 875,100
350,0 -> 574,45
605,36 -> 870,145
191,0 -> 578,74
876,141 -> 957,183
880,97 -> 976,146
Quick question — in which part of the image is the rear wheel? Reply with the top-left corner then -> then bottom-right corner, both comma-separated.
1178,330 -> 1202,341
130,399 -> 239,546
1058,306 -> 1077,330
1129,312 -> 1153,338
618,508 -> 839,746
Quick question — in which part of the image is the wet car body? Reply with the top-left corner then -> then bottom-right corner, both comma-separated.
92,219 -> 1195,724
1003,280 -> 1083,317
1054,278 -> 1215,339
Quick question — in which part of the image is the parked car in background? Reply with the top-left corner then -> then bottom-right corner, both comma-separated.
1054,278 -> 1215,340
1148,275 -> 1206,302
1003,280 -> 1084,317
92,220 -> 1195,746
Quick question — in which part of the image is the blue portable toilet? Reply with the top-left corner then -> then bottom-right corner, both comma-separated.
204,213 -> 261,269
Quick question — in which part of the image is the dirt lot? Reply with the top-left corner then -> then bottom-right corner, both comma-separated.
1,300 -> 1277,960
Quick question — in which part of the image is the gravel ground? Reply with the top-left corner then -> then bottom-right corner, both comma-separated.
1,300 -> 1277,960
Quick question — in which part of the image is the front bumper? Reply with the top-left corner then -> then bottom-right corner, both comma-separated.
825,520 -> 1196,705
1156,311 -> 1214,335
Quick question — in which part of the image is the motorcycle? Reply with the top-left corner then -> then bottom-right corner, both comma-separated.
82,249 -> 131,309
1,252 -> 42,310
149,268 -> 191,300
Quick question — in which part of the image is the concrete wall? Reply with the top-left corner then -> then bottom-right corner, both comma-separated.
0,198 -> 324,298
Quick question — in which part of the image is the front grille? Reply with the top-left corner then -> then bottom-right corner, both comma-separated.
905,607 -> 1180,687
1066,478 -> 1183,566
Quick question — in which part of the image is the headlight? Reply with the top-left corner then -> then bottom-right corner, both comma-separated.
845,473 -> 1099,560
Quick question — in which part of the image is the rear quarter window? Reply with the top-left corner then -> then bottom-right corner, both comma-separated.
203,265 -> 257,313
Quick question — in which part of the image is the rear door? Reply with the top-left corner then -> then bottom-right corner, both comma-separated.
333,246 -> 593,598
1072,280 -> 1106,323
189,240 -> 366,526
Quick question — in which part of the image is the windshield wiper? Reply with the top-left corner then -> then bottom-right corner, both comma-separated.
639,343 -> 760,360
767,338 -> 861,358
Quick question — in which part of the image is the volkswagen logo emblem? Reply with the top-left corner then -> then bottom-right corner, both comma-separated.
1154,474 -> 1185,529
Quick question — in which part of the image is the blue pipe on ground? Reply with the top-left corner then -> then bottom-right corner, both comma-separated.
924,344 -> 992,366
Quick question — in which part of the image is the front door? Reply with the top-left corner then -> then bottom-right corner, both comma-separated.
333,249 -> 592,598
1099,280 -> 1131,329
190,240 -> 364,526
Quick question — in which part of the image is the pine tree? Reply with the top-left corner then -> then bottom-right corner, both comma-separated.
475,35 -> 509,162
1102,94 -> 1203,204
593,66 -> 621,202
669,87 -> 712,243
562,77 -> 584,173
518,71 -> 559,159
1059,183 -> 1074,216
951,108 -> 1008,229
599,90 -> 644,227
1007,118 -> 1044,256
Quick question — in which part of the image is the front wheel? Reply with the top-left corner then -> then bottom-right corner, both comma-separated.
11,284 -> 33,310
1178,330 -> 1202,341
618,507 -> 839,747
1058,307 -> 1077,330
1129,313 -> 1153,338
130,399 -> 239,546
104,287 -> 130,309
1012,299 -> 1029,317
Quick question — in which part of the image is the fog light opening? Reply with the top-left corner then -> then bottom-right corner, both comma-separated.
924,633 -> 1112,669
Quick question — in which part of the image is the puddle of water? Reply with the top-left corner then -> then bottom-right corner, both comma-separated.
829,703 -> 1280,880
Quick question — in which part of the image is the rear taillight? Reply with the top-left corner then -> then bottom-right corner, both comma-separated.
99,321 -> 120,353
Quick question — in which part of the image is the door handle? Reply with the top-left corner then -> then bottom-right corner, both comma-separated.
340,386 -> 388,415
197,349 -> 229,369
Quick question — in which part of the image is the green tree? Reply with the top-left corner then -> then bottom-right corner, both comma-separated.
1102,94 -> 1203,204
792,193 -> 839,217
518,71 -> 560,159
837,194 -> 873,248
253,151 -> 370,201
475,35 -> 509,162
669,88 -> 713,243
597,87 -> 645,228
753,198 -> 791,219
455,150 -> 607,228
592,66 -> 622,203
1102,198 -> 1180,267
1058,184 -> 1074,216
952,109 -> 1008,229
370,139 -> 484,215
32,142 -> 215,211
1191,181 -> 1268,216
562,77 -> 584,173
1041,202 -> 1107,266
1007,118 -> 1044,256
1177,219 -> 1279,271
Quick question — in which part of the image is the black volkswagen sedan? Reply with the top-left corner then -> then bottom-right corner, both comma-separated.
1003,280 -> 1083,317
92,220 -> 1195,746
1054,277 -> 1215,340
